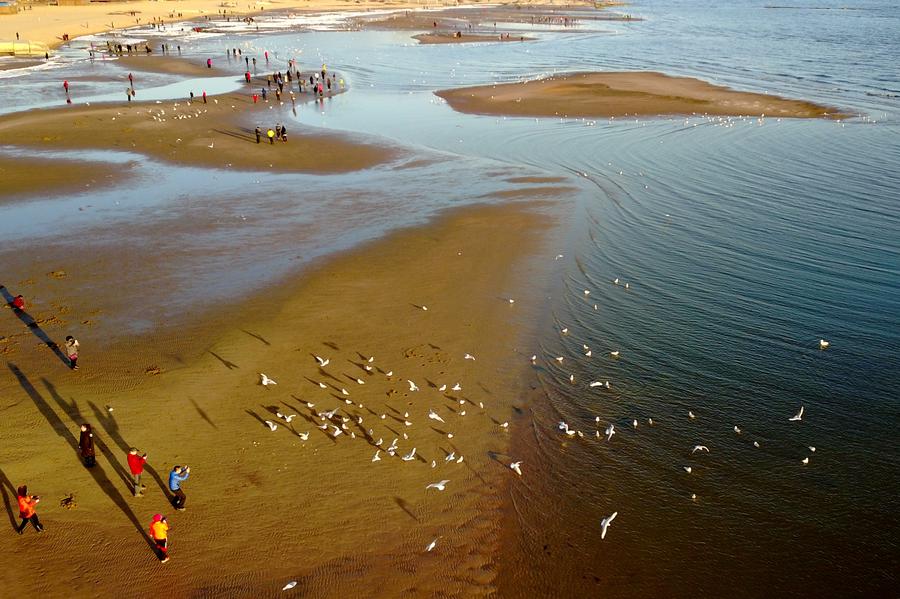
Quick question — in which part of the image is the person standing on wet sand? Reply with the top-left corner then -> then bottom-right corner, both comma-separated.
168,465 -> 190,510
149,514 -> 169,562
255,126 -> 261,143
127,448 -> 148,497
11,294 -> 25,313
79,424 -> 96,467
65,335 -> 79,369
16,486 -> 43,534
267,128 -> 275,144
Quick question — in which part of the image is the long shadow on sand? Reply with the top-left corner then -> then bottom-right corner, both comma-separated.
88,400 -> 171,498
0,285 -> 69,366
0,466 -> 18,531
7,363 -> 154,550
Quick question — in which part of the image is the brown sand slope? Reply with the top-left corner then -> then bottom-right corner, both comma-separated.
0,92 -> 398,174
0,155 -> 125,202
437,71 -> 846,119
0,203 -> 556,596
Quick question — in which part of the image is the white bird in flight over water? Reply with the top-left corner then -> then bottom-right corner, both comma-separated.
605,424 -> 615,442
789,406 -> 804,421
510,461 -> 523,476
600,511 -> 618,540
259,373 -> 277,387
684,466 -> 692,474
427,480 -> 450,491
691,445 -> 709,454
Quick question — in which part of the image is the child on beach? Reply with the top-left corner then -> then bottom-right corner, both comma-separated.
79,424 -> 95,467
149,514 -> 169,562
16,486 -> 43,534
64,335 -> 79,369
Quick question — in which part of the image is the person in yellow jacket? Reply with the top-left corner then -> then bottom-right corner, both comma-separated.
149,513 -> 170,563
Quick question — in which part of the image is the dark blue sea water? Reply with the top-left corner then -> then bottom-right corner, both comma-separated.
1,0 -> 897,595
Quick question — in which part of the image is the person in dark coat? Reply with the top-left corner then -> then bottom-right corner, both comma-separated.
79,424 -> 96,467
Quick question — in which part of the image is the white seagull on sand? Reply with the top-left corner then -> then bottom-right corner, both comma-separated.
464,353 -> 476,361
600,511 -> 618,540
428,410 -> 445,423
510,461 -> 523,476
259,373 -> 277,387
372,450 -> 381,462
282,581 -> 297,591
408,380 -> 420,392
264,420 -> 278,431
298,432 -> 309,441
451,383 -> 462,392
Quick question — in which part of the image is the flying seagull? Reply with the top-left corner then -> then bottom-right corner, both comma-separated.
428,410 -> 445,423
510,461 -> 523,476
789,406 -> 804,421
600,511 -> 618,540
408,380 -> 419,392
264,420 -> 278,432
426,480 -> 450,491
691,445 -> 709,454
315,356 -> 330,367
426,539 -> 437,552
259,373 -> 277,387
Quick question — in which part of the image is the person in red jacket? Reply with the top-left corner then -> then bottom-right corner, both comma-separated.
127,448 -> 148,497
11,294 -> 25,313
16,485 -> 44,534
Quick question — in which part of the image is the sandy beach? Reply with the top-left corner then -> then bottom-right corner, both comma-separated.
0,201 -> 559,595
436,71 -> 846,119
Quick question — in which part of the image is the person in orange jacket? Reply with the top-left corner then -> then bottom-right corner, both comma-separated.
149,513 -> 170,562
16,485 -> 44,534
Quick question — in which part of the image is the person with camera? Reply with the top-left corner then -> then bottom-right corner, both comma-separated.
16,485 -> 44,534
168,465 -> 190,511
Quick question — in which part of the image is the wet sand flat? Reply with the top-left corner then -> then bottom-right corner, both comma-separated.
413,32 -> 533,44
0,89 -> 399,174
0,155 -> 124,202
0,202 -> 555,595
436,71 -> 846,119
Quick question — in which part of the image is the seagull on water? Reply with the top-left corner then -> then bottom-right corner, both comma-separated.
734,426 -> 742,434
259,373 -> 277,387
753,441 -> 760,448
683,466 -> 693,474
426,480 -> 450,491
688,411 -> 696,419
789,406 -> 804,421
610,351 -> 620,358
819,339 -> 830,349
691,445 -> 709,454
555,356 -> 564,363
590,381 -> 603,387
264,420 -> 278,432
801,457 -> 809,465
809,446 -> 816,452
600,511 -> 618,540
632,419 -> 638,429
428,409 -> 445,423
510,461 -> 523,476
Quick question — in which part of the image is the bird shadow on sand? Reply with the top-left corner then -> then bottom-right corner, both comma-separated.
394,496 -> 419,522
0,465 -> 18,531
322,341 -> 340,351
0,285 -> 70,367
189,398 -> 218,430
208,351 -> 238,370
245,409 -> 272,431
240,329 -> 270,345
7,364 -> 154,550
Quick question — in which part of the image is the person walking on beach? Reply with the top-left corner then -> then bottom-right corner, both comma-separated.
128,72 -> 133,87
63,80 -> 69,94
255,127 -> 261,143
127,448 -> 148,497
79,424 -> 96,467
16,486 -> 43,534
149,514 -> 169,562
202,90 -> 207,104
267,129 -> 275,144
168,465 -> 190,510
11,294 -> 25,313
64,335 -> 79,369
206,58 -> 212,69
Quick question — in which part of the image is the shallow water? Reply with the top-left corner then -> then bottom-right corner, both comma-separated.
2,0 -> 898,595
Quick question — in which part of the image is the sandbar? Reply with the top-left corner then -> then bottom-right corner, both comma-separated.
413,32 -> 532,44
437,71 -> 846,119
0,155 -> 124,202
